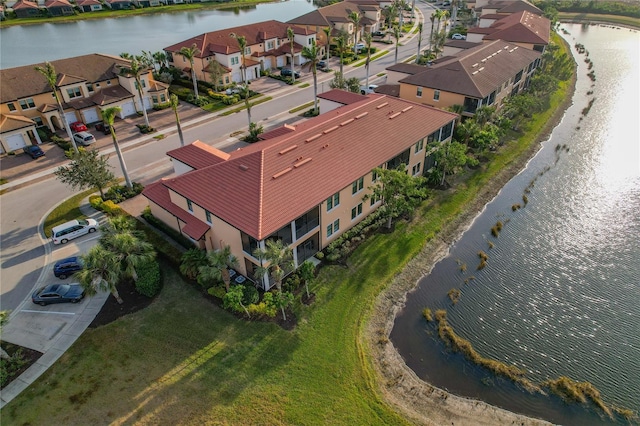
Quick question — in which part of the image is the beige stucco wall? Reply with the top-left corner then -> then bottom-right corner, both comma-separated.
399,83 -> 466,110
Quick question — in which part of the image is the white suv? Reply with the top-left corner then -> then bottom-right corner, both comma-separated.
51,219 -> 98,244
360,84 -> 378,95
73,131 -> 96,146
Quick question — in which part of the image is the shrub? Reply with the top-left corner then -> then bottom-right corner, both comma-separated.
99,200 -> 124,216
104,182 -> 144,203
247,301 -> 269,317
241,285 -> 259,305
283,273 -> 301,293
260,292 -> 278,318
136,124 -> 155,134
152,102 -> 171,111
135,258 -> 161,297
207,286 -> 226,299
89,195 -> 103,210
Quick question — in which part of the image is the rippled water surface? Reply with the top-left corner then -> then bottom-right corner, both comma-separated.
392,24 -> 640,425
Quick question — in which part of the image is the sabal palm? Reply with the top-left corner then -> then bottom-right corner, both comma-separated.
180,248 -> 207,280
178,44 -> 201,99
102,106 -> 132,189
34,62 -> 78,152
415,22 -> 423,63
322,27 -> 331,63
301,39 -> 321,114
170,94 -> 185,147
348,11 -> 361,46
363,32 -> 373,89
231,33 -> 252,126
121,56 -> 150,127
287,27 -> 296,82
77,245 -> 123,304
428,12 -> 436,56
253,239 -> 294,292
334,32 -> 347,75
198,246 -> 238,291
392,24 -> 402,64
101,231 -> 155,282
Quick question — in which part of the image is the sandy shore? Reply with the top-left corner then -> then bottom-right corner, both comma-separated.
365,61 -> 577,425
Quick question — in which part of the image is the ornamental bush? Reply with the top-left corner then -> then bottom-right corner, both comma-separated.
135,258 -> 161,297
89,195 -> 103,210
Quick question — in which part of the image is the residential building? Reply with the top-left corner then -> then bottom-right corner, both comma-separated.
45,0 -> 73,16
76,0 -> 103,12
142,92 -> 457,289
288,0 -> 383,47
392,39 -> 541,116
0,53 -> 168,153
11,0 -> 40,18
466,10 -> 549,52
164,20 -> 318,86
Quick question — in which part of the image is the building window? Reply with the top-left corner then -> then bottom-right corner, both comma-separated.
412,162 -> 421,176
245,47 -> 251,55
7,103 -> 16,112
267,41 -> 275,50
308,38 -> 312,45
33,116 -> 43,126
352,177 -> 364,194
433,90 -> 440,101
327,219 -> 340,238
372,169 -> 379,182
415,138 -> 424,153
416,87 -> 422,97
351,203 -> 363,220
370,194 -> 380,206
107,80 -> 111,85
67,87 -> 82,98
231,56 -> 239,65
225,76 -> 230,84
326,192 -> 340,211
160,94 -> 166,102
87,83 -> 94,93
19,98 -> 36,110
205,210 -> 212,224
187,199 -> 193,212
152,95 -> 158,104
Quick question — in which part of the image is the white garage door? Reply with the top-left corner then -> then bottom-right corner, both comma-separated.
120,101 -> 137,117
143,97 -> 152,110
82,108 -> 100,124
65,111 -> 78,125
5,133 -> 26,151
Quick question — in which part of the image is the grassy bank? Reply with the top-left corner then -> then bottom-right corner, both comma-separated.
559,13 -> 640,28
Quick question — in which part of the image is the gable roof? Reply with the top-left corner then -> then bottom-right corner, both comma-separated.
164,20 -> 315,57
318,89 -> 367,105
166,140 -> 231,170
161,95 -> 457,240
11,0 -> 39,9
386,62 -> 426,75
481,0 -> 542,15
288,0 -> 380,27
0,114 -> 35,133
399,39 -> 541,98
470,10 -> 549,45
45,0 -> 73,7
0,53 -> 132,104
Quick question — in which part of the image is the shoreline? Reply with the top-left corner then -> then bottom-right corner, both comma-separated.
365,50 -> 578,426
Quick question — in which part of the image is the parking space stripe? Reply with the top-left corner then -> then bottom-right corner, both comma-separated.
20,309 -> 76,316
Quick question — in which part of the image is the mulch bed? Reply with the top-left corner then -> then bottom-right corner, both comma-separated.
0,342 -> 43,390
89,278 -> 155,328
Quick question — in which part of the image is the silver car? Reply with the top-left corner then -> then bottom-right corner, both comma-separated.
73,131 -> 96,146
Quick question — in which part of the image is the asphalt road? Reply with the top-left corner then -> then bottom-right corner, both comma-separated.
0,1 -> 438,313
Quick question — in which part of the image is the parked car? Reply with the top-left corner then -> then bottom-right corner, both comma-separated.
451,33 -> 466,40
32,283 -> 85,306
354,42 -> 366,52
372,31 -> 386,38
360,84 -> 379,95
51,219 -> 98,245
70,121 -> 88,132
73,131 -> 96,146
225,86 -> 241,95
316,60 -> 327,69
280,67 -> 300,78
53,256 -> 84,279
94,122 -> 112,135
22,145 -> 45,159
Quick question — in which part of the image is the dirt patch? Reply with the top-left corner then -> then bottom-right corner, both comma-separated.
364,62 -> 578,425
0,342 -> 43,390
89,279 -> 155,328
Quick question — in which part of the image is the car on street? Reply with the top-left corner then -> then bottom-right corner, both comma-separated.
22,145 -> 45,159
51,218 -> 98,245
94,122 -> 112,135
316,60 -> 327,69
360,84 -> 379,95
70,121 -> 88,132
372,31 -> 386,38
53,256 -> 84,279
32,283 -> 85,306
73,131 -> 96,146
225,86 -> 241,95
354,42 -> 366,52
451,33 -> 466,40
280,67 -> 300,78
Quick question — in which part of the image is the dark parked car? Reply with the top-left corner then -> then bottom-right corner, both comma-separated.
53,256 -> 84,279
22,145 -> 45,159
70,121 -> 88,132
94,122 -> 112,135
32,283 -> 85,306
316,60 -> 327,69
372,31 -> 386,37
280,67 -> 300,78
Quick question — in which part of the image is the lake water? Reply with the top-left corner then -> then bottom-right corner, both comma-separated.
391,23 -> 640,425
0,0 -> 316,69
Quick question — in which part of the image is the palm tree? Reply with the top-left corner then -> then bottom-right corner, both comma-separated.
230,33 -> 248,85
119,55 -> 151,128
428,12 -> 436,57
348,12 -> 362,59
334,31 -> 348,76
198,246 -> 239,292
392,24 -> 402,64
152,51 -> 168,72
363,32 -> 373,89
253,239 -> 294,292
77,245 -> 123,304
287,27 -> 296,83
178,44 -> 201,99
301,39 -> 321,115
322,26 -> 331,64
382,4 -> 398,28
298,260 -> 315,300
170,94 -> 185,147
101,231 -> 155,282
393,0 -> 407,28
415,22 -> 423,64
180,248 -> 207,280
102,106 -> 132,189
34,62 -> 78,152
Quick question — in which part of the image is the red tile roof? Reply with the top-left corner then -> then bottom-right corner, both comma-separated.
162,95 -> 457,240
318,89 -> 367,105
11,0 -> 39,9
167,140 -> 230,170
472,11 -> 550,45
142,180 -> 210,240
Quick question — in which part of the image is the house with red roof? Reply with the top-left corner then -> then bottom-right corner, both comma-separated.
76,0 -> 103,12
164,20 -> 318,86
143,92 -> 457,289
45,0 -> 74,16
11,0 -> 40,18
467,10 -> 549,52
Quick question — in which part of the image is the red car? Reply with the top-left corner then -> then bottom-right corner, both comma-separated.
70,121 -> 88,132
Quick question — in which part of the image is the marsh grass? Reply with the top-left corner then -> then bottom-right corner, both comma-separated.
543,376 -> 613,418
422,308 -> 433,321
511,204 -> 521,211
447,288 -> 461,304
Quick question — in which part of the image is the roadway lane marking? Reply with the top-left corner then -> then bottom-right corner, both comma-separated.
20,309 -> 76,316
